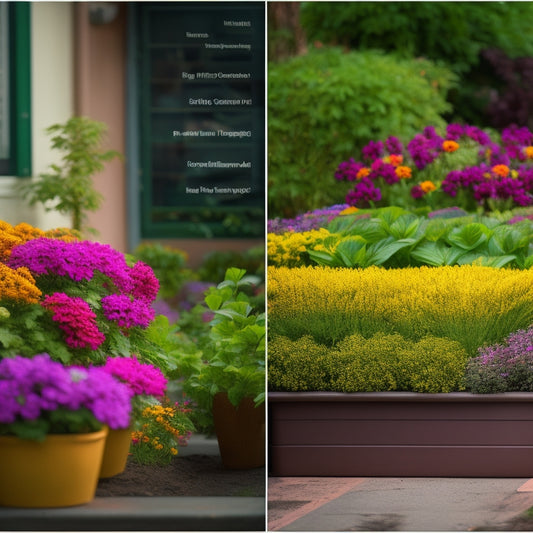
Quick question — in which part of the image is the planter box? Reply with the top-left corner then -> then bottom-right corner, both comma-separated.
269,391 -> 533,477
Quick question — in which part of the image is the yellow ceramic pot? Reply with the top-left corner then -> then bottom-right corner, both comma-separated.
99,427 -> 132,478
0,427 -> 108,508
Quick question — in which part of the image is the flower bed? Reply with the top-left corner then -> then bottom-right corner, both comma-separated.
268,123 -> 533,477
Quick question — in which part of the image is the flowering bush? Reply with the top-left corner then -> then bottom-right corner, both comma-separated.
0,354 -> 132,441
130,399 -> 194,465
0,221 -> 166,368
335,124 -> 533,212
465,327 -> 533,393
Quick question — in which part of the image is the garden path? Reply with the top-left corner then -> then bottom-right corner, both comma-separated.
268,476 -> 533,531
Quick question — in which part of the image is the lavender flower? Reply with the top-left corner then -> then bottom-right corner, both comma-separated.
466,327 -> 533,393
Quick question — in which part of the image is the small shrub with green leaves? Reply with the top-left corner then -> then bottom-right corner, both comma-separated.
268,332 -> 468,393
18,116 -> 121,234
184,268 -> 265,431
267,335 -> 332,392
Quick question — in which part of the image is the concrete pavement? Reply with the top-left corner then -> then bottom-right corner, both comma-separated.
268,477 -> 533,531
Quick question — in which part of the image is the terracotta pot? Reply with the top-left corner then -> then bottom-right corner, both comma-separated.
212,392 -> 265,469
0,427 -> 108,507
99,427 -> 132,478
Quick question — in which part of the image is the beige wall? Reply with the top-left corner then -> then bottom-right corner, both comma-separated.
74,2 -> 128,252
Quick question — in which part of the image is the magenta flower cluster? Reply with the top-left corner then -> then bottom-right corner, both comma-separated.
0,353 -> 132,430
101,294 -> 155,329
102,356 -> 167,397
8,237 -> 160,353
9,238 -> 133,291
42,293 -> 105,350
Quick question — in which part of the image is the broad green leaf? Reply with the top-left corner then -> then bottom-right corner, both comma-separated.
364,237 -> 414,267
445,223 -> 490,251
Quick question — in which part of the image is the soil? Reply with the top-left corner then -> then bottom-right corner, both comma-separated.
96,454 -> 265,498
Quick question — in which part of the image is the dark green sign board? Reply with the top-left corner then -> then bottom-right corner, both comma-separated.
138,2 -> 265,239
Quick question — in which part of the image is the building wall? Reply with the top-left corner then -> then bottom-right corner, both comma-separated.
0,1 -> 73,230
74,2 -> 128,252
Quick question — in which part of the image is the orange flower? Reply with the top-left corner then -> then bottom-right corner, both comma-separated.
0,264 -> 41,304
524,146 -> 533,160
491,164 -> 510,178
442,140 -> 459,153
395,166 -> 412,179
339,206 -> 359,215
420,180 -> 436,193
356,167 -> 370,180
388,154 -> 404,167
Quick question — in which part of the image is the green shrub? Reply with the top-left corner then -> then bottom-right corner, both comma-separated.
331,333 -> 400,392
268,335 -> 332,392
268,332 -> 468,393
268,47 -> 456,218
133,243 -> 191,299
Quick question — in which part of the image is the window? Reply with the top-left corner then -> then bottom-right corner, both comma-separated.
137,2 -> 265,239
0,2 -> 31,177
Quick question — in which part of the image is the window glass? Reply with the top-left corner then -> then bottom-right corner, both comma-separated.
138,1 -> 265,239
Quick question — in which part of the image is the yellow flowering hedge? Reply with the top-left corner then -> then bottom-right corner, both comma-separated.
268,265 -> 533,356
269,333 -> 468,393
267,228 -> 331,268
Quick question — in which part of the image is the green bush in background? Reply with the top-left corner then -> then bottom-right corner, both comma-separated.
299,2 -> 533,125
268,47 -> 456,218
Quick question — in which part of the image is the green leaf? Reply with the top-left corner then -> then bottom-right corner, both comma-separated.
445,223 -> 490,251
364,236 -> 414,267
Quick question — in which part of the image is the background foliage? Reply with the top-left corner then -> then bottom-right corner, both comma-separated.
268,47 -> 456,218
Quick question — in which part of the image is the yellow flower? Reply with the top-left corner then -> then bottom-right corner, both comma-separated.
170,448 -> 178,456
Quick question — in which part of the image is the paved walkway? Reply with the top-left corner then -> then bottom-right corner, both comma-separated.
268,477 -> 533,531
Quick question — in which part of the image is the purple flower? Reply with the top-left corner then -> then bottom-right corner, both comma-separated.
345,178 -> 381,206
101,356 -> 167,397
0,354 -> 132,430
362,140 -> 384,161
385,136 -> 403,154
101,294 -> 155,329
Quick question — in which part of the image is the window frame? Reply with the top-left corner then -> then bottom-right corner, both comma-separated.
0,1 -> 31,177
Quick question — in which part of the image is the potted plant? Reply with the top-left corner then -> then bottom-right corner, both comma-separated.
186,268 -> 265,469
0,353 -> 132,507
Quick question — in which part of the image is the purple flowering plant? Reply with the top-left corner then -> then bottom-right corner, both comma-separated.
0,231 -> 169,369
0,353 -> 132,440
465,327 -> 533,393
335,124 -> 533,213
